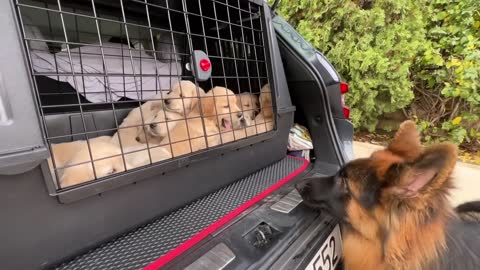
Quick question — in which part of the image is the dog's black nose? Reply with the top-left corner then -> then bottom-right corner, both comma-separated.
164,99 -> 171,105
135,137 -> 140,142
150,123 -> 157,129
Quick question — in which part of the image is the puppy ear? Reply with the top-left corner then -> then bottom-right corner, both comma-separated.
384,142 -> 457,197
387,120 -> 422,161
189,96 -> 199,113
200,95 -> 216,117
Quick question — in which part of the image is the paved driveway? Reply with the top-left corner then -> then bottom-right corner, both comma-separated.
353,141 -> 480,206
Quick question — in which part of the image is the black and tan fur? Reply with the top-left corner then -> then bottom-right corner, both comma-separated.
297,120 -> 480,270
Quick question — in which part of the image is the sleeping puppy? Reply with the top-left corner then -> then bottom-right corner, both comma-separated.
112,80 -> 202,148
135,109 -> 185,145
163,80 -> 206,115
136,81 -> 205,145
48,136 -> 112,185
198,87 -> 254,144
53,137 -> 132,188
236,92 -> 260,123
163,86 -> 245,156
120,144 -> 172,169
229,84 -> 273,138
253,84 -> 274,133
111,93 -> 165,148
205,86 -> 247,132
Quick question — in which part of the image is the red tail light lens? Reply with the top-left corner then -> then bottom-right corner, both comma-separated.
340,82 -> 350,119
340,82 -> 349,94
343,107 -> 350,119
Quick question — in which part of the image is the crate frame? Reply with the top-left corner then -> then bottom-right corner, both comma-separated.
13,0 -> 278,202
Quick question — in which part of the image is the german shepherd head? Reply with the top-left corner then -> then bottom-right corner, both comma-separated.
297,120 -> 459,270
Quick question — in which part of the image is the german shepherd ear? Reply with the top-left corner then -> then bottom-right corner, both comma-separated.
387,120 -> 422,161
385,142 -> 457,197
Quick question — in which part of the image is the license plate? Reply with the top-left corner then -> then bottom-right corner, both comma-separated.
305,225 -> 342,270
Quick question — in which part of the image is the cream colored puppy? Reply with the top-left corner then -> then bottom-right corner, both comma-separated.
236,92 -> 259,123
160,114 -> 219,158
162,87 -> 245,156
111,94 -> 164,148
136,81 -> 205,145
222,85 -> 274,140
120,144 -> 172,169
254,84 -> 275,133
48,136 -> 112,183
163,80 -> 206,115
206,86 -> 246,132
202,87 -> 250,144
60,141 -> 130,188
135,109 -> 185,145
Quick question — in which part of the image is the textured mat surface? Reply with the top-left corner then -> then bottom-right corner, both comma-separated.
55,156 -> 307,270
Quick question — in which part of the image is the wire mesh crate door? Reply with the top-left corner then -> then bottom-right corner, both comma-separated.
15,0 -> 185,189
15,0 -> 275,191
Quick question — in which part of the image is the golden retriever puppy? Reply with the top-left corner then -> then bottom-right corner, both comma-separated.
218,126 -> 258,142
134,81 -> 205,145
120,144 -> 172,169
111,93 -> 164,148
58,138 -> 131,188
163,80 -> 206,115
236,92 -> 259,123
222,84 -> 274,139
162,87 -> 245,156
200,87 -> 252,144
253,84 -> 274,133
48,136 -> 112,184
160,114 -> 219,158
135,109 -> 185,145
205,86 -> 247,132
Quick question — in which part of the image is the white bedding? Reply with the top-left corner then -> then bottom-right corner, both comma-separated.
25,23 -> 181,103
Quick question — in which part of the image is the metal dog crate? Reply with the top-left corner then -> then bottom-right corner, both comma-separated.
1,0 -> 295,268
11,0 -> 286,196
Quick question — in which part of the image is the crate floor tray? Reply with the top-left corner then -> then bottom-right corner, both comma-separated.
54,156 -> 309,270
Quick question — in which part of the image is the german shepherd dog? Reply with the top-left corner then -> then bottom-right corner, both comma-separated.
297,120 -> 480,270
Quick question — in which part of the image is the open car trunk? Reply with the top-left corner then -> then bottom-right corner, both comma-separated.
0,0 -> 350,269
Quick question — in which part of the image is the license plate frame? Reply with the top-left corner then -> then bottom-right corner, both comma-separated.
304,224 -> 342,270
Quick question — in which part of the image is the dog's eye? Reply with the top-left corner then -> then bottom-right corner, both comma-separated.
223,105 -> 229,108
167,90 -> 172,95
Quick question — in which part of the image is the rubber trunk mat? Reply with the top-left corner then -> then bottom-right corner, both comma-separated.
54,156 -> 308,270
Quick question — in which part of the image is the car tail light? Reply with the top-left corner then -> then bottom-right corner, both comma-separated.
340,82 -> 350,119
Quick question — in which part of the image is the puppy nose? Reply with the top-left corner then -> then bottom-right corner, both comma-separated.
164,99 -> 171,105
135,137 -> 140,142
150,123 -> 157,129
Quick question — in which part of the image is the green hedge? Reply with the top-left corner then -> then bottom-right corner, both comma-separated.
272,0 -> 480,148
411,0 -> 480,146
